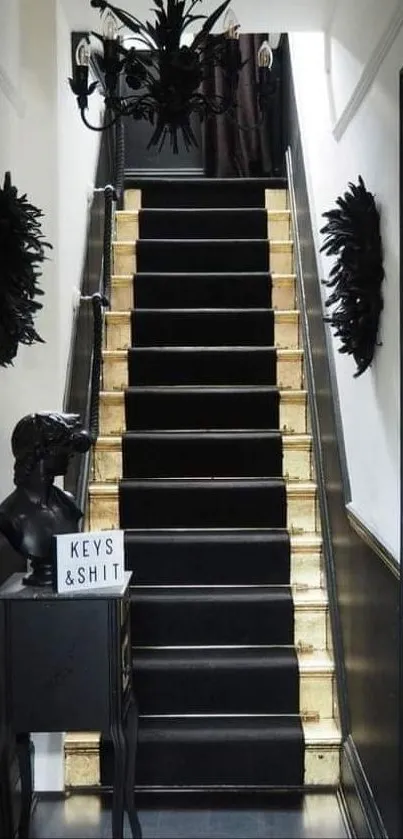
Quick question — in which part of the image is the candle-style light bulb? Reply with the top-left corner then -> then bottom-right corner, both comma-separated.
102,9 -> 119,40
223,8 -> 239,39
75,37 -> 91,67
257,39 -> 273,69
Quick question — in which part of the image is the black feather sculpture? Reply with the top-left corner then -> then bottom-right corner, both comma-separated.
0,172 -> 52,367
320,176 -> 384,377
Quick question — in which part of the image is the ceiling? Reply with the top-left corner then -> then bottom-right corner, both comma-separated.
61,0 -> 339,34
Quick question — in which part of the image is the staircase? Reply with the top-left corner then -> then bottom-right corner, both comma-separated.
65,178 -> 341,792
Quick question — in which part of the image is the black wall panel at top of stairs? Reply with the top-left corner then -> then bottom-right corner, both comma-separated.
122,431 -> 283,479
119,478 -> 287,529
131,308 -> 275,347
134,272 -> 272,310
128,177 -> 286,208
130,586 -> 294,647
124,386 -> 280,431
128,347 -> 277,386
132,647 -> 299,716
138,208 -> 268,240
135,239 -> 269,274
124,529 -> 291,586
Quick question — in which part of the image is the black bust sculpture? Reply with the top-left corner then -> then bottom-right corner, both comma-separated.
0,412 -> 91,587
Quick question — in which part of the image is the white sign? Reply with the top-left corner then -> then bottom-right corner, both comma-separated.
56,530 -> 125,593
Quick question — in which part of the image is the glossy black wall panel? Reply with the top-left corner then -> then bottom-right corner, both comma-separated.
284,39 -> 400,838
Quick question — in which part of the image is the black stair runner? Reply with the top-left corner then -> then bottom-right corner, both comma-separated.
102,177 -> 304,790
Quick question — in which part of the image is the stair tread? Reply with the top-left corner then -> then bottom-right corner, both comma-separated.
132,584 -> 326,602
123,385 -> 282,393
91,479 -> 317,490
116,208 -> 290,215
136,238 -> 269,244
127,346 -> 287,352
108,308 -> 298,315
133,647 -> 334,672
109,346 -> 301,353
66,718 -> 340,746
120,477 -> 286,487
134,271 -> 271,277
98,432 -> 310,444
123,430 -> 282,439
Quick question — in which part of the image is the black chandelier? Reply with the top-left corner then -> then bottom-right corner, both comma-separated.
69,0 -> 274,151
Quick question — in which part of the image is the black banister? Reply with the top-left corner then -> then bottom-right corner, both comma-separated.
89,291 -> 109,443
64,179 -> 117,524
102,184 -> 115,302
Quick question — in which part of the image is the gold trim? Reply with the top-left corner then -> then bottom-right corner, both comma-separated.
346,508 -> 399,579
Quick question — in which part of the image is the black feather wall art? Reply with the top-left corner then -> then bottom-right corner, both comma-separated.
0,172 -> 52,367
320,176 -> 384,377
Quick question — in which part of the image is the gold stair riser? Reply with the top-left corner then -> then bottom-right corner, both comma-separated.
265,189 -> 289,211
98,392 -> 308,437
295,608 -> 327,652
115,213 -> 139,242
304,744 -> 339,786
111,274 -> 297,313
105,313 -> 300,352
270,244 -> 294,275
272,277 -> 296,311
124,189 -> 142,211
93,442 -> 312,484
113,243 -> 136,275
268,215 -> 291,240
64,736 -> 340,789
111,277 -> 134,311
101,354 -> 303,392
300,673 -> 334,720
291,555 -> 321,588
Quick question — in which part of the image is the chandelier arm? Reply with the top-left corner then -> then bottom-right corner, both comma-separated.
80,108 -> 122,131
122,31 -> 157,50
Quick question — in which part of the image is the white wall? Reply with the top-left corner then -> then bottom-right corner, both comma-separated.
290,7 -> 401,558
56,2 -> 103,389
0,1 -> 102,790
63,0 -> 334,33
0,1 -> 102,502
0,0 -> 61,500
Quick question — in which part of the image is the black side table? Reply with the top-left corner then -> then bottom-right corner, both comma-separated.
0,572 -> 141,839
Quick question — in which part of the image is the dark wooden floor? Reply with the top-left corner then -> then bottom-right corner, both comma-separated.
31,792 -> 350,838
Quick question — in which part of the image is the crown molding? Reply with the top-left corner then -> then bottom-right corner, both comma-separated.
332,0 -> 403,141
0,62 -> 25,116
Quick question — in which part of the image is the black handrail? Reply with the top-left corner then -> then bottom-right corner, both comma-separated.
64,182 -> 117,524
102,184 -> 115,302
88,291 -> 109,442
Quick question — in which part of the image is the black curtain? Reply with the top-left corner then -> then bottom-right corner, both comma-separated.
202,34 -> 285,178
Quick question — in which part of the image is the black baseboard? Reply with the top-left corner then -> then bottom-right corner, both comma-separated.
340,737 -> 387,839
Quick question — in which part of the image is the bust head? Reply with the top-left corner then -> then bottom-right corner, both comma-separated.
12,412 -> 91,487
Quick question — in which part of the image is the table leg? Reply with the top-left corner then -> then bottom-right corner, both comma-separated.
16,734 -> 32,839
124,694 -> 142,839
111,721 -> 126,839
1,744 -> 14,839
